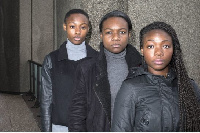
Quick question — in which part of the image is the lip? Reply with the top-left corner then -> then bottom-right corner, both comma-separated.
111,44 -> 121,48
74,36 -> 81,41
153,59 -> 164,65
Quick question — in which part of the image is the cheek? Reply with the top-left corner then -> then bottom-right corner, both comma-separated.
164,48 -> 173,55
66,29 -> 74,35
166,51 -> 173,61
143,50 -> 154,59
102,36 -> 111,43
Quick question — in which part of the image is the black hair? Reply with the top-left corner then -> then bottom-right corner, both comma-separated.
99,10 -> 132,32
64,9 -> 89,23
139,21 -> 200,131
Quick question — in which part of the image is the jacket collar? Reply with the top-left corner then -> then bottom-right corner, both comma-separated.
127,67 -> 177,84
57,41 -> 97,61
96,42 -> 142,79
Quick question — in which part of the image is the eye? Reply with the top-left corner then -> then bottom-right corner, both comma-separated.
163,45 -> 170,49
105,31 -> 112,34
70,25 -> 75,29
81,26 -> 86,30
120,31 -> 126,34
147,45 -> 154,49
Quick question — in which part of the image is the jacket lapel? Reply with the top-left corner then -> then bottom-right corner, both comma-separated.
93,43 -> 111,123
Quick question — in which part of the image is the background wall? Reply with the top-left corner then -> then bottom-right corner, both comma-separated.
128,0 -> 200,85
56,0 -> 200,86
0,0 -> 199,92
0,0 -> 20,92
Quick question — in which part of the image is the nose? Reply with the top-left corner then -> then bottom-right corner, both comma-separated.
75,27 -> 81,34
155,46 -> 164,56
111,33 -> 120,41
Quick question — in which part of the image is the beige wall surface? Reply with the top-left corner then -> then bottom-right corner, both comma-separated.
128,0 -> 200,85
18,0 -> 199,92
55,0 -> 200,86
19,0 -> 54,92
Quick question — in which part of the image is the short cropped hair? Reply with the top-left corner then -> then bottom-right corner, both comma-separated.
64,9 -> 89,23
99,10 -> 132,32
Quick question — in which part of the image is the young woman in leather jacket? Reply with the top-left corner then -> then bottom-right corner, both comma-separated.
40,9 -> 98,132
111,22 -> 200,132
68,10 -> 142,132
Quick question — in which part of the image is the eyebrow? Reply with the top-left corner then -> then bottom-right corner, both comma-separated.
103,28 -> 127,31
67,22 -> 88,25
147,39 -> 170,42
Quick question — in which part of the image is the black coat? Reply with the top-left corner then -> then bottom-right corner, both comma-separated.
111,67 -> 200,132
69,43 -> 142,132
40,41 -> 98,132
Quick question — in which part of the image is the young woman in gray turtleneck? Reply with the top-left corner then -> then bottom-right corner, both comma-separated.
40,9 -> 98,132
69,10 -> 142,132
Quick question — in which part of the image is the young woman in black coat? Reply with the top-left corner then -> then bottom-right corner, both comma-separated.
40,9 -> 98,132
111,22 -> 200,132
68,10 -> 142,132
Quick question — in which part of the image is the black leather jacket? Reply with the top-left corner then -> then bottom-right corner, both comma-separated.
40,42 -> 98,132
111,67 -> 200,132
69,43 -> 142,132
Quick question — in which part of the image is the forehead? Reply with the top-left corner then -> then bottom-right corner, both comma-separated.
66,13 -> 89,23
145,29 -> 171,37
144,29 -> 171,39
102,17 -> 128,29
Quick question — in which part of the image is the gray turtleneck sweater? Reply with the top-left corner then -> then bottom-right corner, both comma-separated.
104,48 -> 128,120
66,39 -> 86,61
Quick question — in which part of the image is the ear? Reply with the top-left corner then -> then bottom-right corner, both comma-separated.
128,31 -> 131,38
86,26 -> 89,34
63,23 -> 67,31
100,32 -> 103,40
141,48 -> 144,56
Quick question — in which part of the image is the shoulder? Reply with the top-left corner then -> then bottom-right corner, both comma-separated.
76,57 -> 97,73
120,69 -> 152,100
126,44 -> 142,67
124,74 -> 149,89
86,44 -> 99,57
48,46 -> 61,57
126,44 -> 140,55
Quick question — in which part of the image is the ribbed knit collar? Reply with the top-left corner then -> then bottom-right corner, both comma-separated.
66,39 -> 86,52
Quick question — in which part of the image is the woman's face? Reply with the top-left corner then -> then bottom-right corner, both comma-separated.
63,13 -> 89,45
141,29 -> 173,76
100,17 -> 130,53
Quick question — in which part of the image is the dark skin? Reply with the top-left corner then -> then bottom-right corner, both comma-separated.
141,29 -> 173,77
63,13 -> 89,45
100,17 -> 131,54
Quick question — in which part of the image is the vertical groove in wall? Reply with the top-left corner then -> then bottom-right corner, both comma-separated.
31,0 -> 33,60
53,0 -> 57,50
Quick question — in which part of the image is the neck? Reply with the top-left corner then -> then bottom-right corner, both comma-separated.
148,66 -> 169,77
104,48 -> 126,59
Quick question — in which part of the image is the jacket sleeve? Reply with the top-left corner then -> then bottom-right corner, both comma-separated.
40,55 -> 52,132
68,64 -> 87,131
111,81 -> 136,132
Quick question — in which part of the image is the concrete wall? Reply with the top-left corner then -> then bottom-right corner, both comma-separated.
0,0 -> 199,92
55,0 -> 200,86
128,0 -> 200,86
31,0 -> 54,64
19,0 -> 54,92
19,0 -> 31,92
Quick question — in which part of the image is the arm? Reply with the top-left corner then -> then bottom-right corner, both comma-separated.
111,82 -> 136,132
68,64 -> 87,131
40,55 -> 52,132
